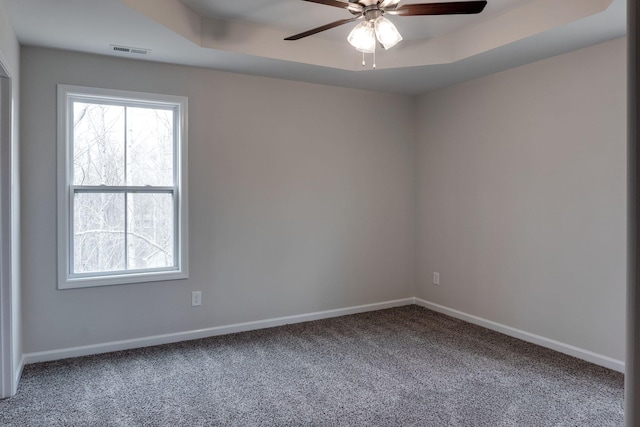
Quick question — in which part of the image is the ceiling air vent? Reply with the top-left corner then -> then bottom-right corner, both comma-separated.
110,45 -> 151,56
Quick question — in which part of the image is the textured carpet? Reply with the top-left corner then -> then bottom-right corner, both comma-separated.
0,305 -> 624,426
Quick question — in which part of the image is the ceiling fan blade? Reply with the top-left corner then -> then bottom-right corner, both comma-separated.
394,1 -> 487,16
284,17 -> 362,41
379,0 -> 402,8
299,0 -> 362,11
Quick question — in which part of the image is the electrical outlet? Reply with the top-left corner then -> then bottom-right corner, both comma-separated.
433,272 -> 440,285
191,291 -> 202,307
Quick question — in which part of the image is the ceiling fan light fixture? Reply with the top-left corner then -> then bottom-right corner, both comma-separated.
374,16 -> 403,50
347,20 -> 376,53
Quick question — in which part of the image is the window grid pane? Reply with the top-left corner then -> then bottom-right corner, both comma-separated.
72,102 -> 125,186
73,192 -> 125,274
126,107 -> 175,187
127,192 -> 175,270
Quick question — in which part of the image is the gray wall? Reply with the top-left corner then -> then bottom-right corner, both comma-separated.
0,0 -> 21,395
20,47 -> 417,353
415,38 -> 627,361
19,37 -> 627,364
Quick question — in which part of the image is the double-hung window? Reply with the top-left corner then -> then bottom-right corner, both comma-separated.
57,85 -> 188,289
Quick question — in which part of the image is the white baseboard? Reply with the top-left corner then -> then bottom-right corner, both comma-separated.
22,297 -> 624,374
413,297 -> 625,373
12,355 -> 23,395
23,298 -> 414,365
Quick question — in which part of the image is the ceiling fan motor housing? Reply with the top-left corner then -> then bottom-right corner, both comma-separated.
364,8 -> 384,21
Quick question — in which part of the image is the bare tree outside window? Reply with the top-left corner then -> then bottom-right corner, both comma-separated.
71,100 -> 176,275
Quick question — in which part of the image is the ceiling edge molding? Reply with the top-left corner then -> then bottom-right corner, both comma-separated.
448,0 -> 615,61
120,0 -> 202,46
200,18 -> 358,70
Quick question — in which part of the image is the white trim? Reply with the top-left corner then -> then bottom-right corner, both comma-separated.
22,297 -> 625,373
63,270 -> 189,290
413,298 -> 625,373
12,355 -> 23,395
0,62 -> 14,399
56,84 -> 189,289
23,298 -> 414,364
0,50 -> 14,80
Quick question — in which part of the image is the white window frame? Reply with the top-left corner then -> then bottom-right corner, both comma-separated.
57,85 -> 189,289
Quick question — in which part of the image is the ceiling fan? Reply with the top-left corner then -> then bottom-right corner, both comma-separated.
285,0 -> 487,66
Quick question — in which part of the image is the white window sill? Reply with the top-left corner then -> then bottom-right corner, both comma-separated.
59,270 -> 189,289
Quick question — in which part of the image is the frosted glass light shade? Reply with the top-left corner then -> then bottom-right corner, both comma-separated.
374,16 -> 403,50
347,21 -> 376,53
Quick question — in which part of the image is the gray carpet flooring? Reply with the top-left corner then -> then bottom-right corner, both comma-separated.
0,305 -> 624,426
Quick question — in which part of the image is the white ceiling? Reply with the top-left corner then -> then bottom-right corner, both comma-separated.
3,0 -> 626,95
181,0 -> 535,41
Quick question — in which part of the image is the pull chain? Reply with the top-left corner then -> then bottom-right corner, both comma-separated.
360,51 -> 377,69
